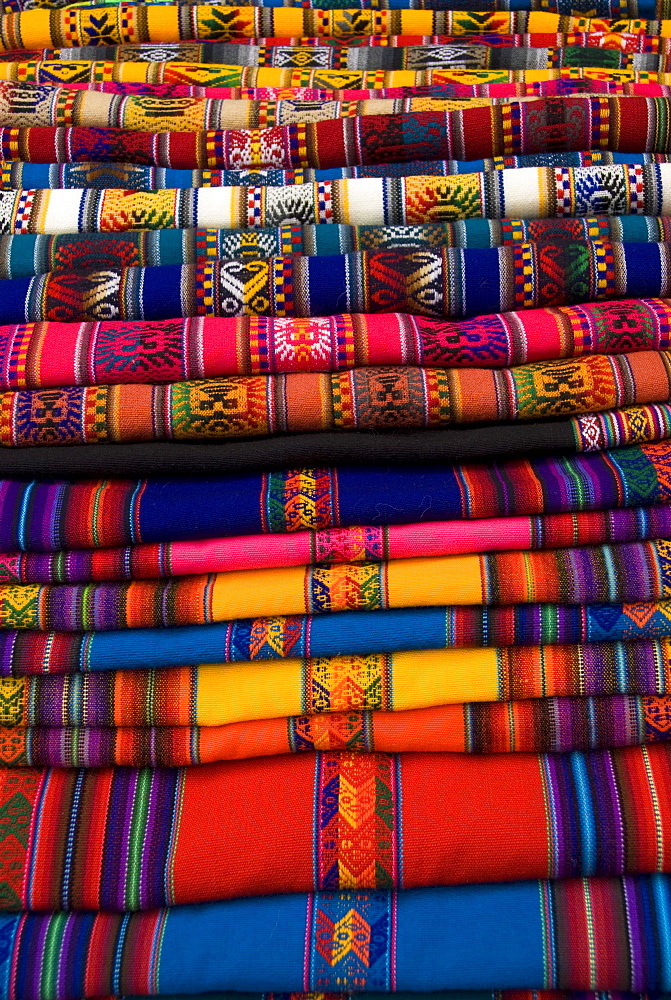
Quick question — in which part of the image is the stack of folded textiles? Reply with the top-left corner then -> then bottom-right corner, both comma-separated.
6,0 -> 671,997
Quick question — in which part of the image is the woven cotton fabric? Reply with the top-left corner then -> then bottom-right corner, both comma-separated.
1,504 -> 669,581
0,539 -> 670,630
3,302 -> 671,385
6,242 -> 671,323
1,599 -> 669,675
9,640 -> 671,726
0,354 -> 668,447
2,876 -> 671,994
0,441 -> 666,550
3,693 -> 670,766
1,746 -> 671,912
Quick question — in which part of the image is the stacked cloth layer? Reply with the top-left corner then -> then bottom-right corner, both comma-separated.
8,3 -> 671,1000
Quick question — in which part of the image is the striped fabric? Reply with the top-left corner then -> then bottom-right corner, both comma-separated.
8,640 -> 671,726
2,693 -> 670,766
1,746 -> 671,912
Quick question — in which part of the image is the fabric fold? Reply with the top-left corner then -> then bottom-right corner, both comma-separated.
6,302 -> 671,388
1,599 -> 671,674
1,876 -> 671,995
1,97 -> 671,169
2,356 -> 669,447
4,692 -> 671,765
2,505 -> 670,582
0,539 -> 670,630
6,164 -> 671,234
4,242 -> 671,323
0,442 -> 667,550
8,639 -> 671,726
3,746 -> 671,912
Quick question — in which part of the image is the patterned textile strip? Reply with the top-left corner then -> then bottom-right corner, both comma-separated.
6,166 -> 671,235
4,600 -> 671,675
2,9 -> 671,50
5,693 -> 671,765
11,639 -> 671,726
2,440 -> 671,550
35,32 -> 671,54
37,78 -> 671,97
9,242 -> 671,323
2,355 -> 670,446
0,0 -> 663,13
4,876 -> 671,996
4,152 -> 671,191
0,87 -> 518,132
6,63 -> 671,88
0,97 -> 671,168
9,221 -> 671,279
2,505 -> 671,582
2,42 -> 668,72
1,539 -> 671,630
6,301 -> 671,385
0,0 -> 664,13
3,746 -> 671,911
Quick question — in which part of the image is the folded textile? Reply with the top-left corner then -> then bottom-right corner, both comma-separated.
4,505 -> 670,581
8,220 -> 671,278
3,355 -> 669,447
11,42 -> 667,72
0,9 -> 662,50
1,442 -> 668,550
2,97 -> 671,169
5,166 -> 671,236
1,62 -> 662,88
0,0 -> 664,12
11,640 -> 671,725
2,151 -> 671,191
0,876 -> 671,1000
0,87 -> 509,131
2,539 -> 671,630
4,599 -> 671,674
7,303 -> 671,386
0,416 -> 657,477
2,876 -> 671,995
5,693 -> 671,765
5,745 -> 671,911
24,34 -> 671,58
5,242 -> 671,323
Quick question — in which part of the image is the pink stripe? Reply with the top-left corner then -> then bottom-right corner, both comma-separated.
168,517 -> 533,574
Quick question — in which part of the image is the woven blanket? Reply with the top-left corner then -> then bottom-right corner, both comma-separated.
2,356 -> 669,447
3,441 -> 670,550
4,63 -> 668,87
38,77 -> 671,98
3,98 -> 671,168
2,151 -> 671,191
11,640 -> 671,725
0,10 -> 666,50
5,694 -> 671,766
3,505 -> 669,581
7,242 -> 671,323
0,413 -> 665,478
3,600 -> 671,674
1,539 -> 671,630
6,167 -> 671,235
0,88 -> 512,131
6,303 -> 671,385
7,42 -> 663,72
25,40 -> 671,72
38,32 -> 671,54
0,0 -> 666,13
9,220 -> 671,279
1,877 -> 671,995
4,746 -> 671,911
